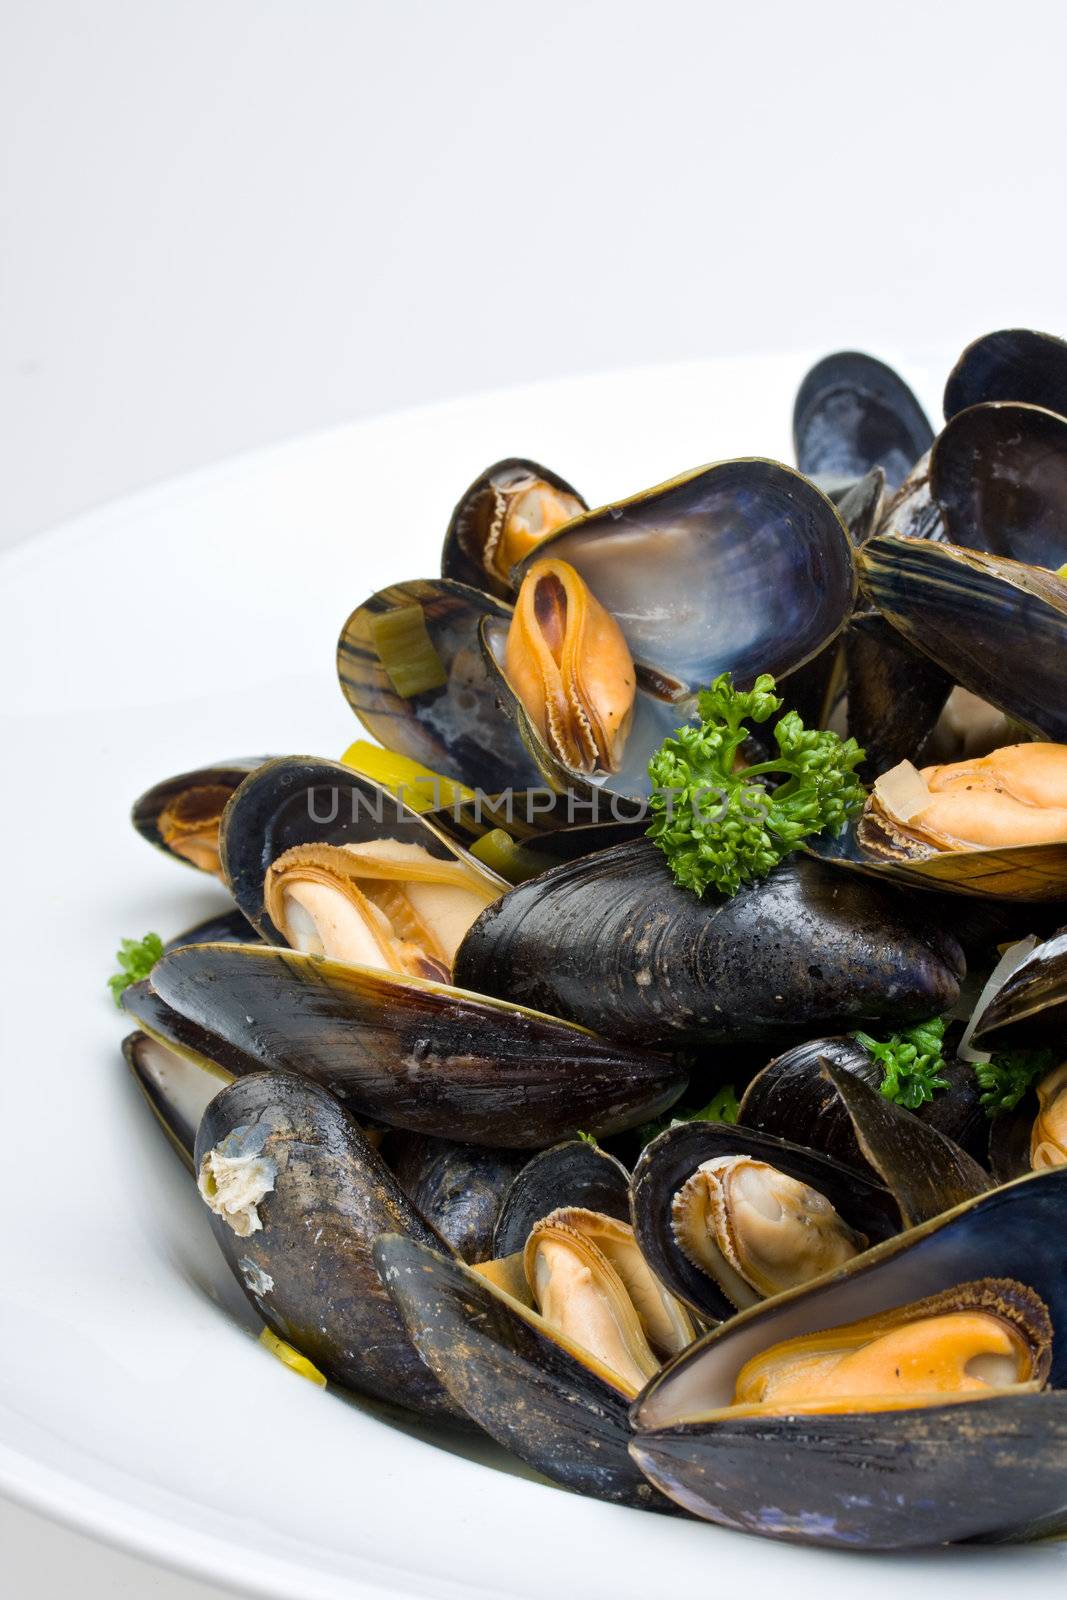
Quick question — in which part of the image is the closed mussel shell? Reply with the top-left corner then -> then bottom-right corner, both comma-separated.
454,840 -> 964,1050
630,1121 -> 899,1322
132,758 -> 268,876
374,1232 -> 673,1509
631,1170 -> 1067,1548
195,1072 -> 463,1420
793,351 -> 933,492
492,1139 -> 631,1257
382,1132 -> 525,1263
147,942 -> 688,1147
440,458 -> 586,599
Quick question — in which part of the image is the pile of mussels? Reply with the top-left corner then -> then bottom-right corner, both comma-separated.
120,329 -> 1067,1552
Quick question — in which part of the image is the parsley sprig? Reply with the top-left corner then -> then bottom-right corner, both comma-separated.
647,673 -> 866,897
973,1049 -> 1057,1115
107,931 -> 164,1007
853,1016 -> 951,1109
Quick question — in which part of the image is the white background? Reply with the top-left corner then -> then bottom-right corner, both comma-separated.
3,0 -> 1065,1592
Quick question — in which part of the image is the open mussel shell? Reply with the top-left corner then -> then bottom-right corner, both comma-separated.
971,927 -> 1067,1049
630,1122 -> 899,1323
930,402 -> 1067,570
440,458 -> 586,599
807,812 -> 1067,902
454,840 -> 964,1050
793,351 -> 933,492
381,1132 -> 524,1263
513,459 -> 856,694
944,327 -> 1067,421
375,1232 -> 673,1509
337,578 -> 546,793
492,1139 -> 631,1257
631,1170 -> 1067,1548
740,1035 -> 987,1174
122,1030 -> 229,1170
195,1072 -> 463,1420
131,758 -> 268,876
218,754 -> 503,942
860,535 -> 1067,741
147,941 -> 687,1147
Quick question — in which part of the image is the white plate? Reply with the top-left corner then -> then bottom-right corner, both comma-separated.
3,356 -> 1063,1599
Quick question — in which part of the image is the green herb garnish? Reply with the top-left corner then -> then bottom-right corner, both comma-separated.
973,1048 -> 1058,1115
637,1084 -> 741,1148
646,673 -> 866,897
853,1016 -> 951,1109
107,931 -> 164,1007
575,1129 -> 599,1146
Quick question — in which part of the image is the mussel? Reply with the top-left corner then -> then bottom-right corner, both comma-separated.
143,940 -> 688,1147
195,1071 -> 464,1420
944,327 -> 1067,420
382,1132 -> 524,1262
493,1138 -> 631,1256
631,1170 -> 1067,1548
440,458 -> 586,599
132,759 -> 267,876
793,350 -> 933,493
454,840 -> 964,1049
123,1030 -> 229,1170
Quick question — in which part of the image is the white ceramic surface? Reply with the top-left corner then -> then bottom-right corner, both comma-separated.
3,358 -> 1064,1598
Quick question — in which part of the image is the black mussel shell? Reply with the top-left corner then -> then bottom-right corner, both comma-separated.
516,459 -> 857,696
375,1232 -> 674,1510
218,754 -> 499,941
337,578 -> 546,793
121,977 -> 264,1081
830,466 -> 887,545
989,1098 -> 1038,1185
930,401 -> 1067,570
842,610 -> 952,779
875,451 -> 944,542
122,1030 -> 229,1170
631,1170 -> 1067,1548
163,907 -> 256,953
492,1139 -> 631,1257
454,840 -> 964,1050
859,534 -> 1067,742
972,927 -> 1067,1049
148,942 -> 688,1147
630,1121 -> 899,1322
793,352 -> 932,492
944,328 -> 1067,421
440,458 -> 586,599
195,1073 -> 465,1420
382,1132 -> 524,1263
132,759 -> 268,874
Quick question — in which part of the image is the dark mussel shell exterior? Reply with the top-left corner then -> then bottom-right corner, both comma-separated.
381,1132 -> 524,1263
218,754 -> 500,941
842,609 -> 952,779
121,977 -> 265,1082
131,759 -> 268,872
630,1121 -> 899,1322
514,459 -> 857,694
875,451 -> 944,542
195,1072 -> 462,1420
739,1036 -> 988,1176
988,1099 -> 1038,1186
972,927 -> 1067,1049
492,1139 -> 631,1257
793,351 -> 932,492
337,578 -> 546,793
454,840 -> 964,1050
375,1233 -> 673,1510
631,1170 -> 1067,1548
149,942 -> 688,1147
162,908 -> 257,953
122,1030 -> 229,1170
859,534 -> 1067,741
944,327 -> 1067,421
440,457 -> 586,599
930,401 -> 1067,570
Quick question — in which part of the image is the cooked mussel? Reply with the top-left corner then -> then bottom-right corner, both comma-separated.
454,840 -> 964,1050
382,1132 -> 524,1262
493,1138 -> 631,1256
631,1169 -> 1067,1548
630,1122 -> 898,1322
195,1071 -> 464,1420
440,458 -> 586,598
123,1029 -> 229,1170
132,758 -> 267,876
145,941 -> 688,1147
793,350 -> 933,492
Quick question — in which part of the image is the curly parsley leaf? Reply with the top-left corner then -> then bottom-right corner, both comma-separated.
107,931 -> 164,1007
853,1016 -> 951,1110
647,672 -> 866,898
974,1048 -> 1058,1115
